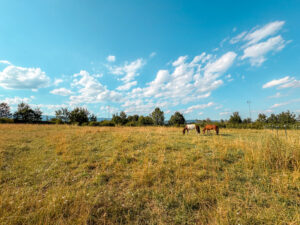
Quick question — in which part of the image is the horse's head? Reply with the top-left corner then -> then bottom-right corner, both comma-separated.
182,128 -> 186,135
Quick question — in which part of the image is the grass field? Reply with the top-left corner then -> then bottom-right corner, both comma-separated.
0,124 -> 299,225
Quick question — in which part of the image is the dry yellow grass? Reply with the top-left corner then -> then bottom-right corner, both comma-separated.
0,124 -> 299,224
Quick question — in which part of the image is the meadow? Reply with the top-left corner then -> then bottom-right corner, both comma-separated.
0,124 -> 299,225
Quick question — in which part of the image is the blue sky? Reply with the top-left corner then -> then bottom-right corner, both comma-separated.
0,0 -> 300,120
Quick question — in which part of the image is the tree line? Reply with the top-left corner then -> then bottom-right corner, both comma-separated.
0,102 -> 299,128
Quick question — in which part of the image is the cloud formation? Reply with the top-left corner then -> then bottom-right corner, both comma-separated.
50,88 -> 73,96
0,65 -> 50,90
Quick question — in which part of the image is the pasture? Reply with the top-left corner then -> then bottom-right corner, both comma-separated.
0,124 -> 299,224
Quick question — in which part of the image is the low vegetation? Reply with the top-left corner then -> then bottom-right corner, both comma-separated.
0,125 -> 299,224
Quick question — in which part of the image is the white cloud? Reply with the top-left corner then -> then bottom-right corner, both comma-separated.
0,60 -> 11,65
243,21 -> 285,46
230,31 -> 247,44
0,96 -> 31,105
0,65 -> 50,90
106,55 -> 116,62
184,102 -> 214,114
54,78 -> 63,86
50,88 -> 73,96
279,79 -> 300,88
109,58 -> 145,82
70,70 -> 122,104
241,35 -> 286,66
219,111 -> 231,116
150,52 -> 156,58
268,92 -> 283,98
262,76 -> 291,88
262,76 -> 300,89
270,102 -> 288,108
116,81 -> 137,91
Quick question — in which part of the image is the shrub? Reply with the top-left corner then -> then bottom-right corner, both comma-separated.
99,120 -> 115,126
0,118 -> 14,123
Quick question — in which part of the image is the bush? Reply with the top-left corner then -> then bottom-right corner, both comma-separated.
89,121 -> 100,126
99,120 -> 115,126
125,121 -> 138,126
0,118 -> 14,123
50,118 -> 63,124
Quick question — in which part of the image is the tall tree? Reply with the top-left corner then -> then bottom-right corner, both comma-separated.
277,111 -> 296,124
150,107 -> 164,125
55,108 -> 70,123
256,113 -> 267,123
13,102 -> 42,122
169,111 -> 185,126
89,114 -> 97,122
229,112 -> 242,124
0,102 -> 11,118
119,111 -> 128,124
267,113 -> 278,124
69,107 -> 89,124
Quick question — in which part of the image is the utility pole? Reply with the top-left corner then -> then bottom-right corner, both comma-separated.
246,100 -> 251,120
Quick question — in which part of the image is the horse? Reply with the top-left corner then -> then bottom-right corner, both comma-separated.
203,124 -> 219,135
183,124 -> 200,135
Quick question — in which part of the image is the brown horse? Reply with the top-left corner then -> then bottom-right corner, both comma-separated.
203,124 -> 219,135
183,124 -> 200,135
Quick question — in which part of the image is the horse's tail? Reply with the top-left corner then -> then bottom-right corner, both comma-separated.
216,126 -> 219,135
196,125 -> 200,134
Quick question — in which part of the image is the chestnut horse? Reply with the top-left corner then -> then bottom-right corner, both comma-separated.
203,124 -> 219,135
183,124 -> 200,135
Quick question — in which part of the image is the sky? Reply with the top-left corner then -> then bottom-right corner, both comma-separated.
0,0 -> 300,120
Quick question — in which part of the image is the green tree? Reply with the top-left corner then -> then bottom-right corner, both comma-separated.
69,107 -> 89,125
89,114 -> 97,122
119,111 -> 128,125
112,113 -> 122,125
256,113 -> 267,123
229,112 -> 242,124
138,116 -> 154,126
277,111 -> 296,124
0,102 -> 11,118
169,111 -> 185,126
33,108 -> 42,122
150,107 -> 164,125
55,108 -> 70,123
13,102 -> 42,123
267,113 -> 278,124
243,118 -> 252,123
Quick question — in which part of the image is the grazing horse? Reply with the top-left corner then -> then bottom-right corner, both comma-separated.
203,124 -> 219,135
183,124 -> 200,135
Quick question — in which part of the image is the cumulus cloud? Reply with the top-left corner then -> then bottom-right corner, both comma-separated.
241,35 -> 286,66
137,51 -> 236,105
50,88 -> 73,96
107,55 -> 116,62
116,81 -> 137,91
0,65 -> 50,90
70,70 -> 122,104
54,78 -> 63,86
109,58 -> 145,82
0,96 -> 31,105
